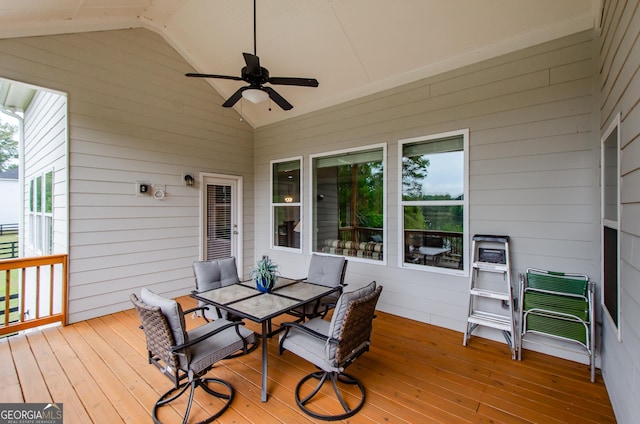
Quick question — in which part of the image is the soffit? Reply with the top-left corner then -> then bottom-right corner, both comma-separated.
0,0 -> 600,128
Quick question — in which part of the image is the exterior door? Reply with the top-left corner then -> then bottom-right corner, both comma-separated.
201,174 -> 242,270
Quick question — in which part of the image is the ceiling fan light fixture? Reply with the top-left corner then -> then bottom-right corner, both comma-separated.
242,88 -> 269,103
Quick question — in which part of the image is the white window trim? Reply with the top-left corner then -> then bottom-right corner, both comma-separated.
397,129 -> 469,277
28,168 -> 54,255
270,156 -> 303,253
309,143 -> 387,265
600,113 -> 621,340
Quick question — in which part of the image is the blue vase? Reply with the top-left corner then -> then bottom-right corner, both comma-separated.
256,277 -> 273,293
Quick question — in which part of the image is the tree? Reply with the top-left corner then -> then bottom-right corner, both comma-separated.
0,121 -> 18,172
402,155 -> 430,200
402,155 -> 430,230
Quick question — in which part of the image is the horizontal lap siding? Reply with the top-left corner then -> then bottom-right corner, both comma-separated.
255,31 -> 598,348
0,28 -> 254,323
599,1 -> 640,423
22,90 -> 67,257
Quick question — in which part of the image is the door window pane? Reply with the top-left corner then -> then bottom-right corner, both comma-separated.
206,184 -> 232,260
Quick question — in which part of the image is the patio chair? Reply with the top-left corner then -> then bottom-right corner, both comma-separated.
193,257 -> 241,321
288,254 -> 348,321
278,281 -> 382,421
518,268 -> 595,382
130,288 -> 255,424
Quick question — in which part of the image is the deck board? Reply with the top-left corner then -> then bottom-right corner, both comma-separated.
0,295 -> 616,423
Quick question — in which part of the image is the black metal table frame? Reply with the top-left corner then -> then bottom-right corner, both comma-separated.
191,278 -> 340,402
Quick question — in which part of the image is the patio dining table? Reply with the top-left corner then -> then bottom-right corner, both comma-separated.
191,276 -> 341,402
418,246 -> 451,265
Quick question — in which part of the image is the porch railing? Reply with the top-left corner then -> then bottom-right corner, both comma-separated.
0,241 -> 19,259
0,254 -> 68,337
405,230 -> 463,256
338,226 -> 383,244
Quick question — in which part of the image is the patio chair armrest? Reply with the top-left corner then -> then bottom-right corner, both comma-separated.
171,321 -> 247,354
183,306 -> 208,315
280,322 -> 338,343
317,301 -> 336,318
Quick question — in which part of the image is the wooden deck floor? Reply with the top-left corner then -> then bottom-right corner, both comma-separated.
0,295 -> 616,423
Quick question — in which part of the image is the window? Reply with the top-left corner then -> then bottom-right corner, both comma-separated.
311,145 -> 385,261
601,115 -> 619,336
399,130 -> 468,273
28,170 -> 54,254
271,158 -> 301,251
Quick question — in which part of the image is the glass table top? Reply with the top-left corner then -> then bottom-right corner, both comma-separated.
274,282 -> 335,300
194,277 -> 338,322
239,276 -> 299,290
229,294 -> 301,320
196,284 -> 257,305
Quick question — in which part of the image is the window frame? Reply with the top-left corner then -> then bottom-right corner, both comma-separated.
270,156 -> 302,253
397,129 -> 469,276
28,168 -> 54,255
309,143 -> 387,265
600,114 -> 621,340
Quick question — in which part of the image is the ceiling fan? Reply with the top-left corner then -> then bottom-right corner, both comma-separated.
185,0 -> 319,111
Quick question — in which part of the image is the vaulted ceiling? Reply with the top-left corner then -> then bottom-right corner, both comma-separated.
0,0 -> 600,128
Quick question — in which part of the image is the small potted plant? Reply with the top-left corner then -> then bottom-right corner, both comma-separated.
251,257 -> 279,293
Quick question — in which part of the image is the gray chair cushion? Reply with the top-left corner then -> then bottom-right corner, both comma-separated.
193,257 -> 240,291
307,254 -> 345,288
193,257 -> 240,320
278,318 -> 337,372
140,288 -> 189,366
187,319 -> 255,374
279,281 -> 378,372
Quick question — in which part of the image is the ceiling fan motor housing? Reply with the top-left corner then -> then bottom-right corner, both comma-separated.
241,66 -> 269,84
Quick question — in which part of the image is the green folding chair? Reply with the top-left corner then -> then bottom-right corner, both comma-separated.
518,268 -> 595,382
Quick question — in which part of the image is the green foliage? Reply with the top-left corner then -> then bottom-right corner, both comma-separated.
337,161 -> 384,228
404,205 -> 426,229
251,257 -> 279,289
402,156 -> 430,200
0,121 -> 18,172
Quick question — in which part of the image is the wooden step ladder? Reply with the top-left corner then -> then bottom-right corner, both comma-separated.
463,234 -> 517,359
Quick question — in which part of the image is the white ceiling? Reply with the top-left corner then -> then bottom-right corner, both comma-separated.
0,0 -> 600,128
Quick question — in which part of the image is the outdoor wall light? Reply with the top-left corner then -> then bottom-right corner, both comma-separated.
184,174 -> 195,187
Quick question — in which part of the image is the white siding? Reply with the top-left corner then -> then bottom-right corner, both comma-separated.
599,1 -> 640,422
0,28 -> 254,323
22,89 -> 67,256
255,31 -> 600,349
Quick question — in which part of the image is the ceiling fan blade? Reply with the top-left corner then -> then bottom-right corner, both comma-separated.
268,77 -> 319,87
263,87 -> 293,110
243,52 -> 261,75
222,87 -> 248,108
185,73 -> 243,81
